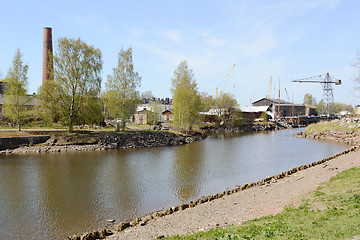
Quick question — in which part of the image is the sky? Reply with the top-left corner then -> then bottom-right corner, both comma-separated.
1,0 -> 360,106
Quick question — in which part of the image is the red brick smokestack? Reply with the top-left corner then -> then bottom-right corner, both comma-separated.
42,27 -> 53,86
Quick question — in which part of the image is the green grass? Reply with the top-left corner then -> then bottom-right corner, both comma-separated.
163,167 -> 360,240
304,122 -> 360,135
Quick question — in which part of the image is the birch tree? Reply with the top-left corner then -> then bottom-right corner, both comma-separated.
105,47 -> 141,131
3,49 -> 29,131
171,61 -> 201,132
41,37 -> 103,133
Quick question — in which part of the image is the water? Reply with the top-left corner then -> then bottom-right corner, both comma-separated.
0,128 -> 348,239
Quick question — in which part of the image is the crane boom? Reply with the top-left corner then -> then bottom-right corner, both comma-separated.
292,72 -> 341,115
266,76 -> 272,99
284,88 -> 290,102
216,64 -> 235,98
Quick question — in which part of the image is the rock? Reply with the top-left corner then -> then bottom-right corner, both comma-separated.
45,138 -> 57,146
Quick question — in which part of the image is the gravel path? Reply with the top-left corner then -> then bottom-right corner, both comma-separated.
107,149 -> 360,240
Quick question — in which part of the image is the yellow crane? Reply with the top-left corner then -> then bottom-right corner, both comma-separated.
216,64 -> 235,98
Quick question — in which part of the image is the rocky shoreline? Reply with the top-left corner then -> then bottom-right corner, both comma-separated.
0,131 -> 206,154
297,130 -> 360,146
201,121 -> 291,133
0,122 -> 292,155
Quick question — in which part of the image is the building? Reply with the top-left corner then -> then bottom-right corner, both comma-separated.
161,110 -> 173,122
355,105 -> 360,116
133,97 -> 173,125
240,106 -> 270,122
0,94 -> 39,115
252,98 -> 306,118
132,110 -> 148,125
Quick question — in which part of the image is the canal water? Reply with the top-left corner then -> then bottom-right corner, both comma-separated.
0,128 -> 348,239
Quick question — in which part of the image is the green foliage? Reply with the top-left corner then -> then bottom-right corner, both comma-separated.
214,93 -> 238,124
230,109 -> 243,126
316,99 -> 326,115
171,61 -> 201,132
200,91 -> 215,112
141,90 -> 154,99
260,111 -> 268,122
40,37 -> 103,133
146,102 -> 161,125
105,47 -> 141,131
334,102 -> 353,114
303,93 -> 317,106
3,49 -> 29,131
304,121 -> 360,135
165,167 -> 360,240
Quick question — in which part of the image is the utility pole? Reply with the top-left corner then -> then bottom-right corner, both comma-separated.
278,78 -> 280,119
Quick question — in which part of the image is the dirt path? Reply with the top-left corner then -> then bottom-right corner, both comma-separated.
106,148 -> 360,240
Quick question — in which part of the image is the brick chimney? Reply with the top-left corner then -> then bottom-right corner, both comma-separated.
42,27 -> 53,86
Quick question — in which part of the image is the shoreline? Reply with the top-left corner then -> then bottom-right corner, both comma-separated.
0,122 -> 288,155
0,131 -> 207,154
66,143 -> 359,240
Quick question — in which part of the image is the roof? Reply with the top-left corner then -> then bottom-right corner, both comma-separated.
0,94 -> 39,106
252,98 -> 291,105
199,108 -> 227,116
240,106 -> 269,113
162,109 -> 173,114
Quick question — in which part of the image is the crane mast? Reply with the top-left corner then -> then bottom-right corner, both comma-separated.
266,76 -> 272,99
292,72 -> 341,115
216,64 -> 235,99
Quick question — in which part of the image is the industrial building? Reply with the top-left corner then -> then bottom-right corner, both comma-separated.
252,98 -> 306,119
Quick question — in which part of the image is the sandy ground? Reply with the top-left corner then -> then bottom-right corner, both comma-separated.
106,148 -> 360,240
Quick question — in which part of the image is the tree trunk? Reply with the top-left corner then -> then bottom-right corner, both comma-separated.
69,118 -> 73,133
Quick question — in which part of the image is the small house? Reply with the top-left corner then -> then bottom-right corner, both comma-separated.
132,110 -> 148,125
161,110 -> 173,122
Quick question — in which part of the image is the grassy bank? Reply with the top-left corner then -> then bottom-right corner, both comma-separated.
165,167 -> 360,239
304,121 -> 360,135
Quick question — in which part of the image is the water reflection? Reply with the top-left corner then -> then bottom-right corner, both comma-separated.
171,141 -> 205,202
0,129 -> 349,239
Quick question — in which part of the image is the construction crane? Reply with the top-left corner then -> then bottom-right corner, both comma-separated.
292,72 -> 341,115
216,64 -> 235,98
284,88 -> 290,102
266,76 -> 272,99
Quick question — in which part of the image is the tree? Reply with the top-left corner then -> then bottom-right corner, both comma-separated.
105,47 -> 141,131
141,90 -> 154,99
334,102 -> 353,114
40,37 -> 103,133
3,49 -> 29,131
171,61 -> 201,132
147,101 -> 161,125
316,99 -> 326,115
303,93 -> 317,106
215,92 -> 238,123
200,91 -> 215,112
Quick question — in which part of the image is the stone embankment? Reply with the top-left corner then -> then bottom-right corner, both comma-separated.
297,130 -> 360,145
66,144 -> 360,240
297,117 -> 360,146
0,135 -> 50,151
0,131 -> 206,154
202,121 -> 290,133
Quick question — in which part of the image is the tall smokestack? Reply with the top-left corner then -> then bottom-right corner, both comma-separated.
42,27 -> 53,86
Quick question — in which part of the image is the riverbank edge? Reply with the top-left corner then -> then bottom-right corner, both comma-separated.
66,144 -> 359,240
0,131 -> 207,154
0,122 -> 288,154
297,130 -> 360,146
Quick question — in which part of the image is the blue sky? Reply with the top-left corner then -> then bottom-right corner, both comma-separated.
1,0 -> 359,106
